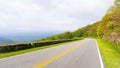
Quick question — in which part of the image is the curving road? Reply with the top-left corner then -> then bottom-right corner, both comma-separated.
0,38 -> 104,68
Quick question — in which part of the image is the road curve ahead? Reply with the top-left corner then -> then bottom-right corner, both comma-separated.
0,38 -> 104,68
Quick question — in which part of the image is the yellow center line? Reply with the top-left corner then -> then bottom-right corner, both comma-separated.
33,44 -> 82,68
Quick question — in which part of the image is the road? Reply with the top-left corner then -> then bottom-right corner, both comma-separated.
0,38 -> 104,68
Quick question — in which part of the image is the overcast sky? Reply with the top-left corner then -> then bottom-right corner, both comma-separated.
0,0 -> 114,34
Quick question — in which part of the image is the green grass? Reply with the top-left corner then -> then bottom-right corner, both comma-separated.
0,40 -> 80,58
97,39 -> 120,68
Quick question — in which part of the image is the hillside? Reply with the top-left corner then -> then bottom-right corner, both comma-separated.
41,0 -> 120,44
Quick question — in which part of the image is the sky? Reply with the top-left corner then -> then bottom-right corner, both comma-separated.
0,0 -> 114,34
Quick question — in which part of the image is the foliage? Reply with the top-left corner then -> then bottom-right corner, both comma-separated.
32,0 -> 120,46
43,0 -> 120,43
97,39 -> 120,68
0,40 -> 80,58
114,0 -> 120,7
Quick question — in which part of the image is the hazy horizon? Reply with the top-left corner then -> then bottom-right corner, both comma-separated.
0,0 -> 114,42
0,32 -> 62,42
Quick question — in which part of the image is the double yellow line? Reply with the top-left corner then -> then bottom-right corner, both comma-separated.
33,44 -> 81,68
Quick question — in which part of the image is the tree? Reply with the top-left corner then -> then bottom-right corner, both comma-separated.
114,0 -> 120,7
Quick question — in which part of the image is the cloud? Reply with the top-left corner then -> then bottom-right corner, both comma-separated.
0,0 -> 114,33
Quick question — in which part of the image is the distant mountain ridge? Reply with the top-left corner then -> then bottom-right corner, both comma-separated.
0,32 -> 59,43
0,37 -> 14,44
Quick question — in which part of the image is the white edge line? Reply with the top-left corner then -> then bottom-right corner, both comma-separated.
95,39 -> 105,68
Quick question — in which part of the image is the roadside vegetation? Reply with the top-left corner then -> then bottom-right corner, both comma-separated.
40,1 -> 120,67
97,39 -> 120,68
0,39 -> 82,58
0,39 -> 80,53
0,1 -> 119,68
42,0 -> 120,44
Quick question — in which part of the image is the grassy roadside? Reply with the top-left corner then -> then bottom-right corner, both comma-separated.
0,40 -> 81,58
96,39 -> 120,68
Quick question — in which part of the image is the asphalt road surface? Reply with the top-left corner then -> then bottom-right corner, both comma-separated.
0,38 -> 104,68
